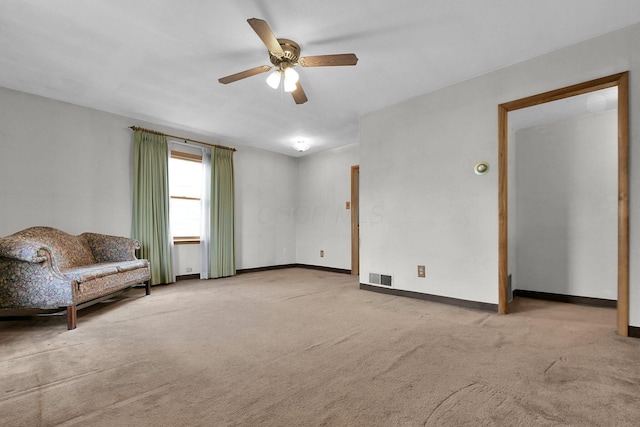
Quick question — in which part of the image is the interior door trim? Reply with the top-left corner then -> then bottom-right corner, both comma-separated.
351,165 -> 360,275
497,72 -> 629,336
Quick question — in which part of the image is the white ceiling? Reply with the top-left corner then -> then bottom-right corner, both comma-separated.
2,1 -> 640,157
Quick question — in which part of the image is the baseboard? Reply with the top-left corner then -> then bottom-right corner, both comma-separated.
360,283 -> 498,312
179,264 -> 350,278
296,264 -> 351,275
237,264 -> 351,275
236,264 -> 297,274
628,326 -> 640,338
176,273 -> 201,281
513,289 -> 616,308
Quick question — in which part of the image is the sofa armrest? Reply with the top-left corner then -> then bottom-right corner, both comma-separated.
0,237 -> 51,263
81,233 -> 141,263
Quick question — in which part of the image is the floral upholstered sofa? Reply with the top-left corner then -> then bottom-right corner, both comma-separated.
0,226 -> 150,329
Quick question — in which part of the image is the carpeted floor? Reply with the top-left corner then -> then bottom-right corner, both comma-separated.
1,268 -> 639,426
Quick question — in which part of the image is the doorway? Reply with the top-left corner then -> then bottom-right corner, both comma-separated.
498,72 -> 629,336
351,165 -> 360,275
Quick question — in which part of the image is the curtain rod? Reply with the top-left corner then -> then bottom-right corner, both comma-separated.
129,126 -> 237,152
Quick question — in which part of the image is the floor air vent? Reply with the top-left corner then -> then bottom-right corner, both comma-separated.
369,273 -> 393,287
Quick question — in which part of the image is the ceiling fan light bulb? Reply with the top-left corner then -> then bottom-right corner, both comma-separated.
284,67 -> 299,84
266,70 -> 281,89
284,79 -> 297,92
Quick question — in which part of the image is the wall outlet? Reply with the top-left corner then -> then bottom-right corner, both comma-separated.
320,250 -> 324,257
186,267 -> 193,273
417,265 -> 425,278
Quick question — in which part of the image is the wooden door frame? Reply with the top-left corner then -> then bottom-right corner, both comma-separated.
498,72 -> 629,336
351,165 -> 360,275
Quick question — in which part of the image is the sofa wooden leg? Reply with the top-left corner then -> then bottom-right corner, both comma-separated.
145,280 -> 151,296
67,305 -> 77,330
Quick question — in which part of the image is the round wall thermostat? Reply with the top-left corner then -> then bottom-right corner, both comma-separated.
474,162 -> 489,175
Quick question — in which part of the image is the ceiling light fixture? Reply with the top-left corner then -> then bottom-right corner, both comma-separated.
266,70 -> 281,89
266,67 -> 299,92
283,67 -> 299,92
219,18 -> 358,105
294,140 -> 310,152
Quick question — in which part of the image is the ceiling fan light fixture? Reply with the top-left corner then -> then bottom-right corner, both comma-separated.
284,67 -> 299,84
284,79 -> 297,93
283,67 -> 299,92
266,70 -> 281,89
219,18 -> 357,105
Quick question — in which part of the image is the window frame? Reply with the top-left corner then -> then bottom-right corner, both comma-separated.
170,150 -> 203,245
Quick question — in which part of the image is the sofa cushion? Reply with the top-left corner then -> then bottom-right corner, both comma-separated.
115,259 -> 149,273
62,263 -> 119,283
61,260 -> 150,283
75,267 -> 150,304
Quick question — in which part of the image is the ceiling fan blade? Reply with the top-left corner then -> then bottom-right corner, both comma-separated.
247,18 -> 284,57
218,65 -> 272,84
298,54 -> 359,67
291,82 -> 308,104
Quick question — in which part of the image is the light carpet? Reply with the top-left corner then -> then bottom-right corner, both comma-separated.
1,268 -> 639,426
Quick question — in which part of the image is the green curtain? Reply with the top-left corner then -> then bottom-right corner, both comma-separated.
209,147 -> 235,278
132,131 -> 173,285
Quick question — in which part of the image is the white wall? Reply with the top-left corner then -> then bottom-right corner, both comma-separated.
514,110 -> 618,299
0,88 -> 135,237
0,86 -> 298,274
360,22 -> 640,325
296,143 -> 359,270
360,84 -> 499,304
173,243 -> 201,276
234,146 -> 297,269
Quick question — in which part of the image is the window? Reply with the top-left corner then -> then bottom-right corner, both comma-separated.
169,150 -> 202,244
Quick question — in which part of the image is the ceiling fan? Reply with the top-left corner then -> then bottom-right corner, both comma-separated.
218,18 -> 358,104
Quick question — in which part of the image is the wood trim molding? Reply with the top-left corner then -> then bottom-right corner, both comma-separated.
499,73 -> 625,111
170,150 -> 202,162
617,72 -> 630,336
497,72 -> 629,336
498,105 -> 509,315
173,238 -> 201,245
351,165 -> 360,275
